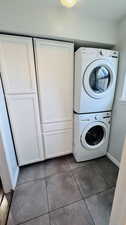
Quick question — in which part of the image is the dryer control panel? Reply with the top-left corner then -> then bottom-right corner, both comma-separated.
76,47 -> 119,58
100,49 -> 118,58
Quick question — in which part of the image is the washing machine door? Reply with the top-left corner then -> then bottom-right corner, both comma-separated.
83,59 -> 115,99
80,121 -> 107,150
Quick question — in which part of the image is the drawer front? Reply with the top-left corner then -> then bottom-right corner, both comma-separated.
42,121 -> 73,132
43,129 -> 73,159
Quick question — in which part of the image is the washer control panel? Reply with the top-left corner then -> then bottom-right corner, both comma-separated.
78,111 -> 112,123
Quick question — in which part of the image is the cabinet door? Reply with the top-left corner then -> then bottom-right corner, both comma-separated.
0,35 -> 36,94
6,94 -> 44,166
34,39 -> 74,123
43,129 -> 73,159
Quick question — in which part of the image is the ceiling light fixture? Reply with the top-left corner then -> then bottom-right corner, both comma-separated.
60,0 -> 78,8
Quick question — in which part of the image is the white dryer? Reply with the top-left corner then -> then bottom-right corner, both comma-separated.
73,112 -> 111,162
74,48 -> 119,113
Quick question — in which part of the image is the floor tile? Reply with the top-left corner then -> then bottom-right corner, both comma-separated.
46,172 -> 82,211
23,214 -> 50,225
68,155 -> 96,170
45,156 -> 71,177
96,157 -> 119,187
73,163 -> 107,198
17,162 -> 46,185
86,188 -> 115,225
50,200 -> 94,225
8,180 -> 48,225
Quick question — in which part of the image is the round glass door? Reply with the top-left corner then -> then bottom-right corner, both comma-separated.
85,125 -> 104,146
83,60 -> 114,99
81,122 -> 106,150
89,66 -> 110,94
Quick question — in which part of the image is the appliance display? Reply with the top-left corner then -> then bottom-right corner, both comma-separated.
73,112 -> 111,162
74,48 -> 118,113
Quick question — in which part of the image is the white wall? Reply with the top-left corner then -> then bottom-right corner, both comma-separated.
109,138 -> 126,225
0,0 -> 117,45
108,18 -> 126,163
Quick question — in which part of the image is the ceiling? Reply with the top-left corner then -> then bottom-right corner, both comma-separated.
74,0 -> 126,21
0,0 -> 126,23
45,0 -> 126,22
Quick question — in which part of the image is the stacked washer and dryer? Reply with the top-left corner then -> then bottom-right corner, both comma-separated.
73,48 -> 118,162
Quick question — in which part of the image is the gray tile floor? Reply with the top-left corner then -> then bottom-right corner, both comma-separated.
7,155 -> 119,225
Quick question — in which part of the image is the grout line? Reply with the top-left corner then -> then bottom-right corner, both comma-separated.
5,191 -> 13,225
70,169 -> 116,225
17,199 -> 85,225
17,212 -> 49,225
17,170 -> 71,187
44,170 -> 83,214
85,186 -> 116,200
48,199 -> 83,214
84,199 -> 96,225
45,178 -> 51,225
17,159 -> 98,188
17,177 -> 47,187
70,171 -> 96,225
15,179 -> 50,225
72,170 -> 115,225
71,166 -> 116,199
17,163 -> 78,188
15,185 -> 115,225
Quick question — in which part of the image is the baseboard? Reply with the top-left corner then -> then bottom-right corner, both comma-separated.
107,152 -> 120,168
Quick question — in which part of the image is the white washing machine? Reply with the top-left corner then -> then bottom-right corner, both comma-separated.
74,48 -> 119,113
73,112 -> 111,162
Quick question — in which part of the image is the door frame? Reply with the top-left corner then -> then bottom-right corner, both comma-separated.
0,132 -> 19,193
109,137 -> 126,225
0,77 -> 19,193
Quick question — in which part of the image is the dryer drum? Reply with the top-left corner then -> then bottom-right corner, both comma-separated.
89,66 -> 111,94
82,60 -> 114,100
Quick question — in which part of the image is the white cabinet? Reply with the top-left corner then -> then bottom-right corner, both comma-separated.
6,94 -> 44,165
34,39 -> 74,123
0,35 -> 74,164
0,35 -> 36,94
34,39 -> 74,159
0,35 -> 44,166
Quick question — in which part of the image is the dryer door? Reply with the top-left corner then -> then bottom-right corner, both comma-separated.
81,121 -> 107,150
83,59 -> 115,99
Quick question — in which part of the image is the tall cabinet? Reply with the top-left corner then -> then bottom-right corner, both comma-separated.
0,35 -> 44,166
34,39 -> 74,158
